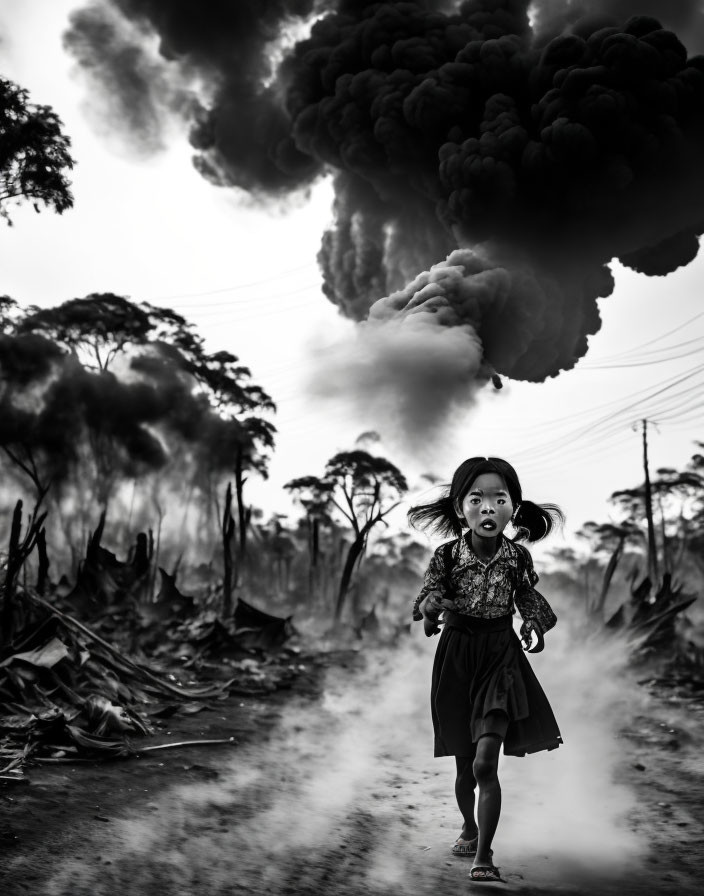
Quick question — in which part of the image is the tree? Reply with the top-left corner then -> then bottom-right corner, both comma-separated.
16,294 -> 153,370
0,77 -> 74,224
0,330 -> 68,496
286,450 -> 408,621
0,295 -> 23,331
568,441 -> 704,652
611,466 -> 703,578
191,350 -> 276,556
15,294 -> 203,372
0,344 -> 173,507
575,520 -> 645,619
284,474 -> 336,598
681,445 -> 704,563
15,296 -> 277,549
1,294 -> 279,589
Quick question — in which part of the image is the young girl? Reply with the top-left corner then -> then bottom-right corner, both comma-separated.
409,456 -> 563,883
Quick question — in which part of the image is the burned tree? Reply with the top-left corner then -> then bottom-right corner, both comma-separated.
611,457 -> 704,584
0,497 -> 48,645
287,450 -> 408,621
571,435 -> 704,659
221,482 -> 236,616
284,474 -> 336,600
576,520 -> 645,624
191,350 -> 276,558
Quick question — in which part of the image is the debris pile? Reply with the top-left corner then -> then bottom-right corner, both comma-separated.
0,502 -> 302,782
0,588 -> 228,780
605,572 -> 698,654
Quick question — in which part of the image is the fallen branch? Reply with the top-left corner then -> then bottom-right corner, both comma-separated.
33,737 -> 238,763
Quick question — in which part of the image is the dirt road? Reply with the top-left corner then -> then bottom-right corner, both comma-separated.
1,628 -> 702,895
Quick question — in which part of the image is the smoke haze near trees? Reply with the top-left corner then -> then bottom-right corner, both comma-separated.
0,294 -> 277,575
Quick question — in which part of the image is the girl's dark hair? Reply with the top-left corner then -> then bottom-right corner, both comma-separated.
407,456 -> 564,543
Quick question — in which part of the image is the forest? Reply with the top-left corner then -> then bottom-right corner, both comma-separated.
0,65 -> 702,768
1,281 -> 702,776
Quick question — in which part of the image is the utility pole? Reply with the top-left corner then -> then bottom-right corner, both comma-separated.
641,418 -> 659,585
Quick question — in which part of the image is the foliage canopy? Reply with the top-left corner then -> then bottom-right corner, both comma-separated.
0,77 -> 74,224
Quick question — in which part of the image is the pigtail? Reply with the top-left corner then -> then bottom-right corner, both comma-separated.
513,500 -> 565,542
407,489 -> 462,539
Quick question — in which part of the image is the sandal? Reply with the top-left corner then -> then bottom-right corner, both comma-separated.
469,864 -> 503,883
452,839 -> 494,859
451,837 -> 477,856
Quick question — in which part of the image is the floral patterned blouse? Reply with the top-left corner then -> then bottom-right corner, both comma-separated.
412,534 -> 557,633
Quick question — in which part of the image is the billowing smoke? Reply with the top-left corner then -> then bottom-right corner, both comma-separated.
532,1 -> 704,55
63,3 -> 192,155
369,247 -> 611,381
318,172 -> 456,320
64,0 -> 322,192
63,2 -> 704,436
311,245 -> 610,444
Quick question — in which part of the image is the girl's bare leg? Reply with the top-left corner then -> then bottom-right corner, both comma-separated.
472,734 -> 502,867
455,750 -> 478,841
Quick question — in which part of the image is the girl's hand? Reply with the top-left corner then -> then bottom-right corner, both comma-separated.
423,615 -> 441,637
520,619 -> 545,653
420,594 -> 455,616
420,594 -> 454,637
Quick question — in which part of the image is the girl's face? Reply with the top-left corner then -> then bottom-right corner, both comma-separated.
458,472 -> 514,541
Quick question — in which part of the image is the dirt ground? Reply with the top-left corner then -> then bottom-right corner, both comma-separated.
1,635 -> 702,896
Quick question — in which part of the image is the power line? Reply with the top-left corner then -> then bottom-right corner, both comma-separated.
585,310 -> 704,363
510,362 -> 704,465
144,261 -> 320,303
167,281 -> 324,312
580,335 -> 704,369
184,294 -> 324,321
622,309 -> 704,352
517,429 -> 637,477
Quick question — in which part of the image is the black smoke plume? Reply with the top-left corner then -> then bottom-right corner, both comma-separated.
532,1 -> 704,55
64,0 -> 322,190
63,1 -> 704,434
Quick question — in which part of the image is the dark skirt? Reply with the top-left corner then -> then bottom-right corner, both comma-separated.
431,612 -> 563,758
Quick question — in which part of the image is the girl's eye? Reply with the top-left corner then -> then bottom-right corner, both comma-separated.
498,499 -> 505,504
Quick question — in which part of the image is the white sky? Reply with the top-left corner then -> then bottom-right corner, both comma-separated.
1,0 -> 703,553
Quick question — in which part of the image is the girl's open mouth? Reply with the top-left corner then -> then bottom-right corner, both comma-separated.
480,520 -> 497,530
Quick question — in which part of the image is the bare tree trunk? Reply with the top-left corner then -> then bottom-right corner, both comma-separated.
35,527 -> 50,596
150,503 -> 164,602
1,502 -> 24,644
593,537 -> 624,618
334,521 -> 375,622
656,491 -> 670,575
234,446 -> 249,558
1,499 -> 47,647
221,482 -> 236,617
642,419 -> 659,585
335,536 -> 365,621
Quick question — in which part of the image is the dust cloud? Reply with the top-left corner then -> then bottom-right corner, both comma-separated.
39,617 -> 651,895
